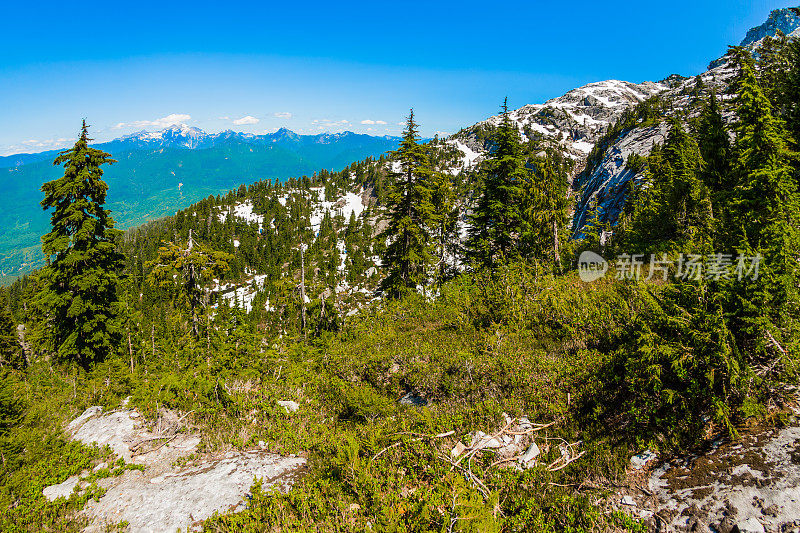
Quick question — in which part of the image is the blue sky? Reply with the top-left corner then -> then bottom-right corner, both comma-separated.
0,0 -> 793,155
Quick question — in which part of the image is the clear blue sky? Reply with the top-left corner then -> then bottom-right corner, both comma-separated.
0,0 -> 793,155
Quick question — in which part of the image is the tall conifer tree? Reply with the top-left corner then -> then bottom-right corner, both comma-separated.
380,110 -> 434,297
523,151 -> 571,273
468,98 -> 530,268
727,46 -> 800,356
34,121 -> 123,368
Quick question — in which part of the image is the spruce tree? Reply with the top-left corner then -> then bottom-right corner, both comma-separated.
697,90 -> 732,197
380,110 -> 434,297
784,38 -> 800,151
34,121 -> 123,368
621,117 -> 713,255
429,170 -> 459,284
147,230 -> 232,338
523,151 -> 571,273
468,98 -> 531,268
727,46 -> 800,357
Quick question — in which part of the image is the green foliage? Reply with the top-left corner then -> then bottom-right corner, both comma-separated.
32,122 -> 124,369
468,99 -> 533,268
380,110 -> 436,298
618,117 -> 713,256
146,231 -> 233,337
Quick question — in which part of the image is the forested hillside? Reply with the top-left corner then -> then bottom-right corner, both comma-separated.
0,127 -> 401,280
0,12 -> 799,532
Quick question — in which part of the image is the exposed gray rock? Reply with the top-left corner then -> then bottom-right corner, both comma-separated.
734,517 -> 765,533
42,475 -> 80,502
83,451 -> 305,533
277,400 -> 300,413
46,406 -> 307,532
399,392 -> 427,406
643,426 -> 800,531
630,449 -> 657,470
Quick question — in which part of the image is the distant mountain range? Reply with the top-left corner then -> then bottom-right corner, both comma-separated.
0,126 -> 400,280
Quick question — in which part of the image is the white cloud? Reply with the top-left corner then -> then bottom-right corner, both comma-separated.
273,112 -> 293,119
1,138 -> 73,156
233,115 -> 259,125
435,131 -> 450,137
312,118 -> 350,128
218,116 -> 230,120
360,119 -> 387,125
113,113 -> 191,130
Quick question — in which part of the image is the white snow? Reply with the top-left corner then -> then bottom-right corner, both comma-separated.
449,140 -> 482,168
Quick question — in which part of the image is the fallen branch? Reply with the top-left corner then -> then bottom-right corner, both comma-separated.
547,450 -> 586,472
371,430 -> 455,462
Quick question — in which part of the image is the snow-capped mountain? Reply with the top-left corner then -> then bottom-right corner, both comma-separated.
110,125 -> 395,151
473,80 -> 668,158
448,8 -> 797,238
119,124 -> 208,149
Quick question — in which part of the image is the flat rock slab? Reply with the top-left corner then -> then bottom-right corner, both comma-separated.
83,451 -> 306,533
45,406 -> 307,532
645,426 -> 800,532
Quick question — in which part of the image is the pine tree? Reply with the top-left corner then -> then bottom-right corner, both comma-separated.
429,170 -> 459,284
523,151 -> 571,273
697,90 -> 732,197
621,117 -> 713,255
147,230 -> 232,338
468,98 -> 531,268
34,121 -> 123,368
784,38 -> 800,150
726,46 -> 800,357
380,110 -> 434,297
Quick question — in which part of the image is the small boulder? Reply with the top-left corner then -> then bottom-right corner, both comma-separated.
42,475 -> 80,502
621,495 -> 636,506
399,392 -> 427,407
277,400 -> 299,413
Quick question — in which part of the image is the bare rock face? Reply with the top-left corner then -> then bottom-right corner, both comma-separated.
83,451 -> 305,533
631,425 -> 800,532
44,406 -> 306,532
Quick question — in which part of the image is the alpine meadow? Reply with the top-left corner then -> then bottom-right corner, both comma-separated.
2,4 -> 800,532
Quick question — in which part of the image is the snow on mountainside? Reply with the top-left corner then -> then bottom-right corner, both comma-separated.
114,125 -> 398,151
571,60 -> 739,233
455,80 -> 667,160
444,7 -> 795,239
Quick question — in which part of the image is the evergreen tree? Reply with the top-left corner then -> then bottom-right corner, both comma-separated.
147,230 -> 233,338
0,307 -> 22,370
428,170 -> 459,284
468,98 -> 531,268
697,90 -> 733,197
784,37 -> 800,151
380,110 -> 434,297
523,151 -> 571,273
727,46 -> 800,358
621,117 -> 713,255
33,121 -> 123,368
